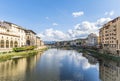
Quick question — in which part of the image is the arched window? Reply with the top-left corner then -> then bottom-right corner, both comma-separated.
1,40 -> 4,48
10,41 -> 13,48
26,40 -> 30,46
14,41 -> 18,47
6,40 -> 9,48
27,36 -> 30,40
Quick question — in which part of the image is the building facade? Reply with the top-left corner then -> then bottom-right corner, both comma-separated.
86,33 -> 98,46
99,17 -> 120,56
55,39 -> 87,47
0,21 -> 43,52
25,30 -> 36,46
36,36 -> 44,47
72,39 -> 87,47
55,41 -> 70,47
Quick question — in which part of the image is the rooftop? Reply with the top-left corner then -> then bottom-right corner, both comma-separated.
99,16 -> 120,30
0,20 -> 36,35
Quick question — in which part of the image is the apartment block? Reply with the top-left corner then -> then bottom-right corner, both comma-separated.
99,17 -> 120,56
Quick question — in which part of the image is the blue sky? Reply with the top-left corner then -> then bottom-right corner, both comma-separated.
0,0 -> 120,41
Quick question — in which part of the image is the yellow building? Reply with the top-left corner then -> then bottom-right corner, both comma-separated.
99,17 -> 120,56
36,36 -> 44,47
97,36 -> 100,45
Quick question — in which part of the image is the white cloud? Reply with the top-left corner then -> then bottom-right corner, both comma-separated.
95,17 -> 112,27
38,17 -> 112,41
105,11 -> 115,16
72,11 -> 84,17
38,28 -> 70,41
68,17 -> 112,38
52,23 -> 58,26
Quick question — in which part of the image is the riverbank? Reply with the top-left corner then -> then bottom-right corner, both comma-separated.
55,46 -> 120,62
0,46 -> 48,62
79,48 -> 120,62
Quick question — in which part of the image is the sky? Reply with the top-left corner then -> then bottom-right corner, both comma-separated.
0,0 -> 120,41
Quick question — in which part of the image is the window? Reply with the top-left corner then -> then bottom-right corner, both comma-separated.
27,36 -> 30,39
1,40 -> 4,48
10,41 -> 13,48
26,40 -> 30,46
6,40 -> 9,48
14,41 -> 18,47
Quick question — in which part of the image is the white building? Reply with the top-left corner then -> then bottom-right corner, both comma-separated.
0,21 -> 43,52
86,33 -> 98,46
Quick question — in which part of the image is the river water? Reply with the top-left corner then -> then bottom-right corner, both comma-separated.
0,49 -> 119,81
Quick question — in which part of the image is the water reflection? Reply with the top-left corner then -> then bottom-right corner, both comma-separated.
0,49 -> 99,81
99,60 -> 120,81
0,54 -> 41,81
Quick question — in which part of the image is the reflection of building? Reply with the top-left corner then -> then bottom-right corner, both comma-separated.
86,33 -> 98,46
99,60 -> 120,81
99,17 -> 120,56
83,54 -> 98,64
0,54 -> 41,81
0,21 -> 43,52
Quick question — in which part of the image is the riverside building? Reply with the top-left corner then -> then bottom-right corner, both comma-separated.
0,21 -> 43,52
86,33 -> 98,46
99,17 -> 120,56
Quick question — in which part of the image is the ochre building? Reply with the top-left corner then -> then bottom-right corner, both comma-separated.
99,17 -> 120,56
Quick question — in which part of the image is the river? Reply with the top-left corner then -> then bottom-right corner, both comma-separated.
0,48 -> 120,81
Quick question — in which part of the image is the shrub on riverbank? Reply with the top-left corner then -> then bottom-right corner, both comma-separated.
0,51 -> 37,61
86,49 -> 120,62
0,47 -> 47,62
13,46 -> 36,52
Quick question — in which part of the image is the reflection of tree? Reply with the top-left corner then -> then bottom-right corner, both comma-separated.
83,54 -> 98,65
